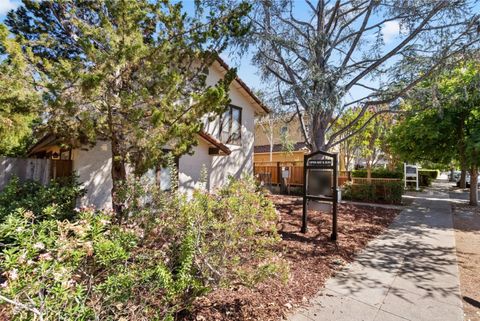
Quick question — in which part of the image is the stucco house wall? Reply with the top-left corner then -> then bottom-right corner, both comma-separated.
204,63 -> 256,189
178,139 -> 212,194
71,141 -> 113,209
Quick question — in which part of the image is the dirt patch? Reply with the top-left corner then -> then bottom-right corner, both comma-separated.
185,195 -> 399,321
452,203 -> 480,321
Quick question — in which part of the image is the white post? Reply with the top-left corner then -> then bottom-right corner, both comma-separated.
415,164 -> 419,191
404,163 -> 419,191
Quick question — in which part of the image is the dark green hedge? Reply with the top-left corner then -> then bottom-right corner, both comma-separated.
417,170 -> 438,187
342,181 -> 404,204
351,168 -> 403,179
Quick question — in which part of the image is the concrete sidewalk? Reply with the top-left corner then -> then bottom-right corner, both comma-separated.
289,182 -> 463,321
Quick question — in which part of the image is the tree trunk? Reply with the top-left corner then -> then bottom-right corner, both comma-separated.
269,137 -> 273,162
459,145 -> 467,188
111,138 -> 127,220
366,162 -> 372,181
312,115 -> 327,152
469,165 -> 478,206
460,168 -> 467,189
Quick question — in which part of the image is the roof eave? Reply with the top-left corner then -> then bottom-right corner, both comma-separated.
198,131 -> 232,155
215,57 -> 270,115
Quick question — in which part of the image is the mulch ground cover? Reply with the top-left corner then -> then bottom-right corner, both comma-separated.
185,195 -> 400,321
452,203 -> 480,321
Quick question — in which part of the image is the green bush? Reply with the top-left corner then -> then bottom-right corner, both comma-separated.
0,176 -> 86,223
0,176 -> 284,320
351,168 -> 403,179
418,170 -> 438,187
343,180 -> 404,204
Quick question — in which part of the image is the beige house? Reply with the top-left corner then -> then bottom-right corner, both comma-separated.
28,58 -> 269,209
254,114 -> 310,163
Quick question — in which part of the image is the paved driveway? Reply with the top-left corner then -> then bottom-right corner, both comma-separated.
288,181 -> 463,321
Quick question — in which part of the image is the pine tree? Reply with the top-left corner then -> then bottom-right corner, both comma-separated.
6,0 -> 251,216
0,24 -> 39,156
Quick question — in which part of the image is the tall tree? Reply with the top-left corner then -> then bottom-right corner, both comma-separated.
245,0 -> 480,152
0,24 -> 39,156
389,61 -> 480,205
336,106 -> 392,177
5,0 -> 251,216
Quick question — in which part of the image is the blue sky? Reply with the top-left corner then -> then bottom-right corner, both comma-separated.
0,0 -> 434,103
0,0 -> 262,91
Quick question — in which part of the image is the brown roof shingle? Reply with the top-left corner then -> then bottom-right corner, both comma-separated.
254,142 -> 309,153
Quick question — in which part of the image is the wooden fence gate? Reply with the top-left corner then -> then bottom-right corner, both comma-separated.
254,161 -> 350,188
0,157 -> 73,190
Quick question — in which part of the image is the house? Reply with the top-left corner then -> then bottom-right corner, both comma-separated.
28,58 -> 269,209
254,114 -> 310,163
253,114 -> 350,187
253,114 -> 310,187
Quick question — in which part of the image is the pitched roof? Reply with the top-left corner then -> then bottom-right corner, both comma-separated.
198,131 -> 231,155
27,135 -> 61,156
215,57 -> 270,115
28,132 -> 231,157
254,142 -> 310,154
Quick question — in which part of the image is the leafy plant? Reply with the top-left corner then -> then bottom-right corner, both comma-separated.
351,169 -> 403,179
343,181 -> 404,204
417,169 -> 439,186
0,177 -> 284,320
0,176 -> 85,224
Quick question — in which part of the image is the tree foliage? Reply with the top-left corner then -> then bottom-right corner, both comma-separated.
0,24 -> 39,156
5,0 -> 251,214
336,107 -> 392,175
389,61 -> 480,204
244,0 -> 480,152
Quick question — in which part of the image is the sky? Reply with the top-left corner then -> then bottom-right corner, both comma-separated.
0,0 -> 439,104
0,0 -> 264,91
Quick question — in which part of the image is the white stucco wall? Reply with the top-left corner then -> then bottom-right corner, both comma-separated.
178,139 -> 212,194
72,142 -> 113,209
204,64 -> 256,190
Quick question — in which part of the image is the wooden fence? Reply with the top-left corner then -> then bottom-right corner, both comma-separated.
351,177 -> 402,184
253,161 -> 350,187
0,157 -> 73,191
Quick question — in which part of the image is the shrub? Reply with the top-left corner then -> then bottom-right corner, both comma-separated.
0,176 -> 284,320
351,168 -> 403,179
0,176 -> 85,223
343,180 -> 404,204
418,169 -> 438,186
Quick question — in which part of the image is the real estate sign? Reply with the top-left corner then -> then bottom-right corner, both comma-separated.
404,163 -> 419,191
302,150 -> 339,241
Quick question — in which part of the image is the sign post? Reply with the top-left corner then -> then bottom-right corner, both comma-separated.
404,163 -> 419,191
302,150 -> 338,241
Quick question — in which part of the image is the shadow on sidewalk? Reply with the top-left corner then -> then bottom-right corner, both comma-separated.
329,193 -> 461,305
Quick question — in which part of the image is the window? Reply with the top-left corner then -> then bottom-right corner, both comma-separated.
220,105 -> 242,145
280,126 -> 288,135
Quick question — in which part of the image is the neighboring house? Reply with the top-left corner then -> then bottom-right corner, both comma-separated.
254,114 -> 310,163
28,58 -> 269,209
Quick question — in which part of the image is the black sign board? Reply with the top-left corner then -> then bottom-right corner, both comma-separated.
302,150 -> 338,241
307,159 -> 332,167
405,166 -> 417,175
307,170 -> 333,196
